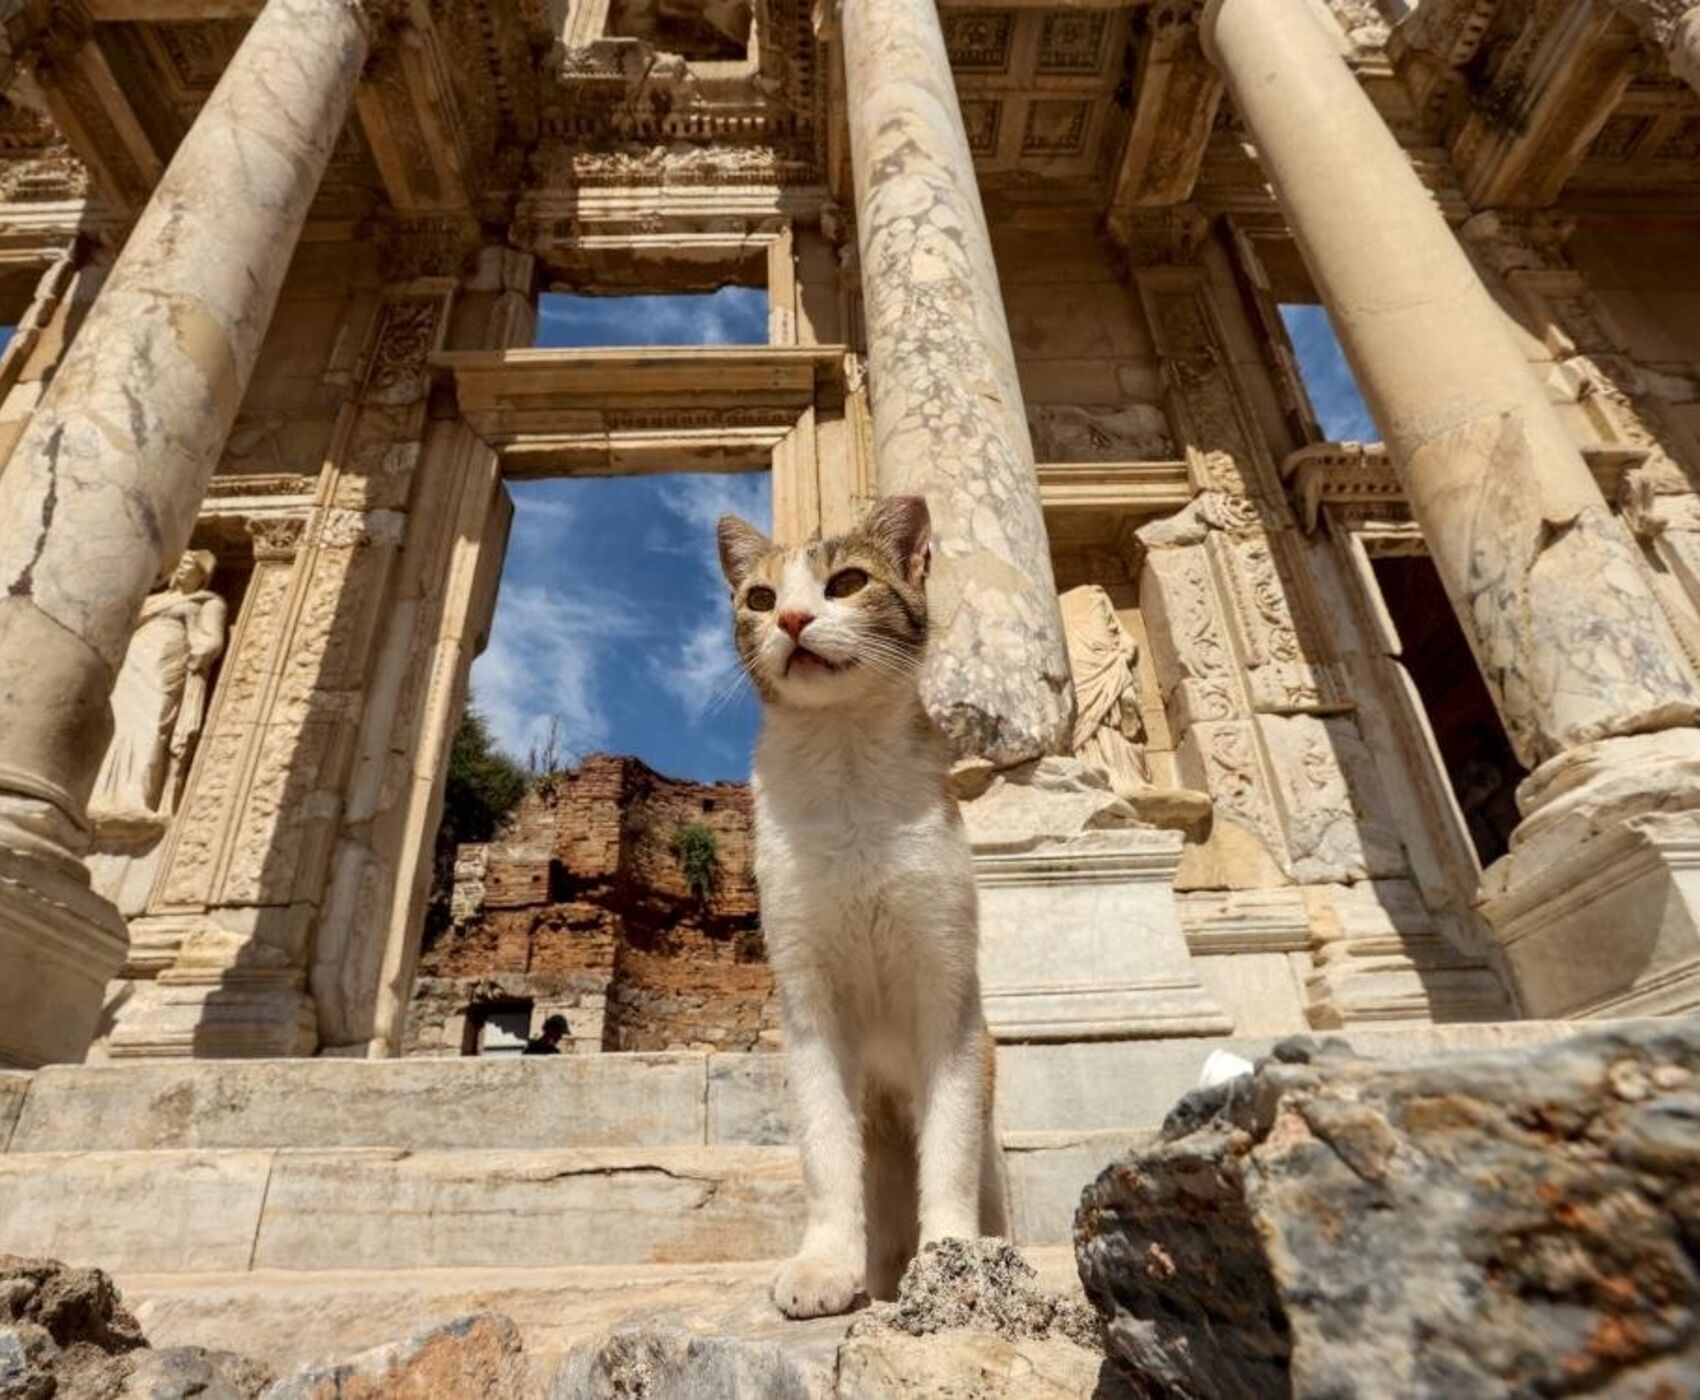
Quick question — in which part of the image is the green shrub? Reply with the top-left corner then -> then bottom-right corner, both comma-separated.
672,821 -> 719,905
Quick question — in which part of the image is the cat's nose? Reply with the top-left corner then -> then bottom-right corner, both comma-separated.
777,609 -> 814,642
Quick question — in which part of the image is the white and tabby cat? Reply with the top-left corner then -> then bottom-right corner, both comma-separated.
717,495 -> 1005,1320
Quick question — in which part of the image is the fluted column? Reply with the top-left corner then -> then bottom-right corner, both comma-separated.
1608,1 -> 1700,94
0,0 -> 372,1065
1203,0 -> 1700,773
839,0 -> 1073,768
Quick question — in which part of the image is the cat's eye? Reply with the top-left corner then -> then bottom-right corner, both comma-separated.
744,586 -> 777,612
825,569 -> 869,599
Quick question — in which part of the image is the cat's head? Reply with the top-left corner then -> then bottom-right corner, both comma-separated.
716,495 -> 931,710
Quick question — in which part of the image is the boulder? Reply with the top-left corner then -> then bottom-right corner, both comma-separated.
0,1257 -> 269,1399
263,1315 -> 535,1400
1076,1021 -> 1700,1397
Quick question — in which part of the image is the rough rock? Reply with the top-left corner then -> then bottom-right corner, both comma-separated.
1075,1021 -> 1700,1397
0,1257 -> 268,1399
862,1238 -> 1099,1349
554,1240 -> 1109,1398
263,1315 -> 535,1400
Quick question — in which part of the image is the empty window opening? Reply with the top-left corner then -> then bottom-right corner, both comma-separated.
463,1000 -> 533,1056
1373,553 -> 1525,864
1279,304 -> 1380,443
607,0 -> 752,60
469,472 -> 770,787
536,288 -> 768,349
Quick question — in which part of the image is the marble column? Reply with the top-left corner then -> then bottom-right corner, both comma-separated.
1607,1 -> 1700,95
839,0 -> 1073,769
0,0 -> 372,1066
1205,0 -> 1700,1019
1204,0 -> 1700,771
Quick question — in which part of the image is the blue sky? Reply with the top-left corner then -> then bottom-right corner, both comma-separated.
468,289 -> 769,782
468,289 -> 1378,782
1280,304 -> 1381,442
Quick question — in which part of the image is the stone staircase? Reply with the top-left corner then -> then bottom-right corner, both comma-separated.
0,1020 -> 1600,1372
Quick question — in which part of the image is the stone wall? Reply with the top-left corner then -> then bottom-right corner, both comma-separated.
404,755 -> 777,1056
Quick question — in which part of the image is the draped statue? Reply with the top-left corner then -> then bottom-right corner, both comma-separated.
90,550 -> 228,825
1059,584 -> 1213,829
1060,585 -> 1153,799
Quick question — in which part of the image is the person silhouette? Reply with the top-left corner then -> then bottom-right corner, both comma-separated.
522,1014 -> 570,1055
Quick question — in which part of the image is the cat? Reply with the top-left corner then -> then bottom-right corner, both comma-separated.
716,494 -> 1006,1320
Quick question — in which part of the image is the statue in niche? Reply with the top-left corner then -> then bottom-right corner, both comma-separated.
90,550 -> 227,826
1059,584 -> 1213,830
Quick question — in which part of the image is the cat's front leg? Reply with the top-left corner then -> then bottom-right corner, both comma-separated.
773,1022 -> 866,1319
916,1015 -> 989,1246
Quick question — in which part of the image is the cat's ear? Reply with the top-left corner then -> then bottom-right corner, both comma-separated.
863,495 -> 931,586
717,515 -> 772,589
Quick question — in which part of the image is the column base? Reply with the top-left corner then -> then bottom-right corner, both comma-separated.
0,848 -> 129,1067
1480,729 -> 1700,1018
966,759 -> 1231,1042
99,977 -> 318,1059
96,907 -> 319,1059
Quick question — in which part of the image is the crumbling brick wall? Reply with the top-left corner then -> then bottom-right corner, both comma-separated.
404,755 -> 778,1055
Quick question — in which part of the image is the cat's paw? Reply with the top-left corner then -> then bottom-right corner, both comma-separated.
771,1254 -> 863,1319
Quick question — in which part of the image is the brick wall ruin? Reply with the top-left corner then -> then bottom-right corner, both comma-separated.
404,755 -> 778,1055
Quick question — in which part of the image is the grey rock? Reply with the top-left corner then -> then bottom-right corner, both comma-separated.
111,1347 -> 274,1400
0,1324 -> 57,1400
550,1326 -> 820,1400
1076,1020 -> 1700,1398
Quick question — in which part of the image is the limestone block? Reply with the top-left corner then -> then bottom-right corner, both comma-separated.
251,1148 -> 804,1271
975,828 -> 1230,1042
1077,1021 -> 1700,1395
0,1072 -> 27,1150
1003,1130 -> 1156,1247
1190,953 -> 1310,1036
11,1056 -> 712,1153
706,1054 -> 789,1146
0,1151 -> 272,1273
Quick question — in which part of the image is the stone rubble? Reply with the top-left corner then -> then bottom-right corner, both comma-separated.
0,1255 -> 270,1400
1075,1020 -> 1700,1397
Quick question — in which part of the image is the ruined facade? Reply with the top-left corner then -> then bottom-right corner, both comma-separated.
0,0 -> 1693,1075
406,754 -> 776,1057
5,0 -> 1700,1372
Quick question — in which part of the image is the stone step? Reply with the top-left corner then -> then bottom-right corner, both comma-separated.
118,1249 -> 1087,1378
0,1019 -> 1608,1154
0,1131 -> 1150,1278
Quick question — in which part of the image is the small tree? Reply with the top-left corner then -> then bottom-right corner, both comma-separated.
425,704 -> 527,946
671,820 -> 719,907
444,706 -> 528,843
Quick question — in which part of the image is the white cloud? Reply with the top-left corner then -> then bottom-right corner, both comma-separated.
650,615 -> 746,724
653,473 -> 773,587
470,581 -> 642,761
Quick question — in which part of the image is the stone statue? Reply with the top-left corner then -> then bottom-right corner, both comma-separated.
1060,584 -> 1154,798
90,550 -> 227,825
1059,584 -> 1213,830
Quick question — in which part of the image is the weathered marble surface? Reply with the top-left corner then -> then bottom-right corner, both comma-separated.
841,0 -> 1073,768
1206,0 -> 1700,770
0,0 -> 370,862
1078,1021 -> 1700,1396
